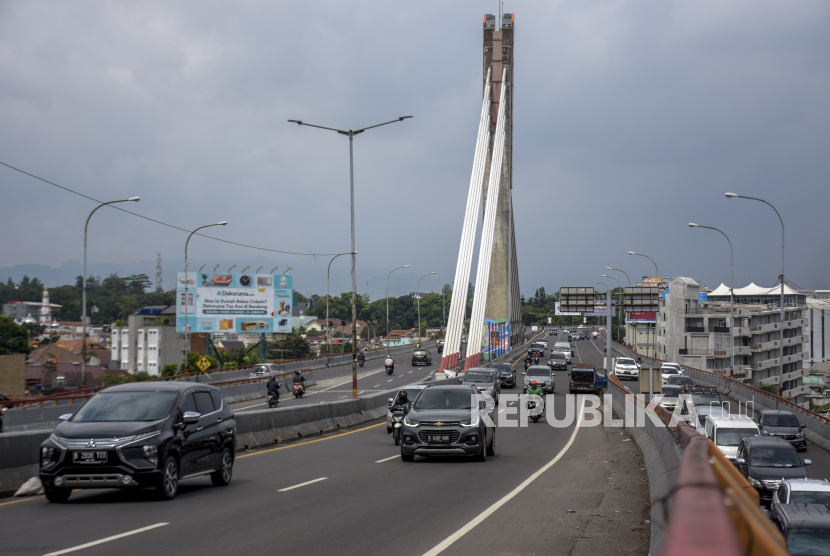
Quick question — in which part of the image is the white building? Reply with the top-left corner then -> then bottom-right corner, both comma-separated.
657,278 -> 806,386
111,314 -> 182,375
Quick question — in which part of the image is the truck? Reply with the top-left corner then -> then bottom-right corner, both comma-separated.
569,364 -> 608,394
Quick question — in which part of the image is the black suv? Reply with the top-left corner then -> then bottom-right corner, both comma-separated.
39,382 -> 236,502
461,368 -> 501,405
400,384 -> 495,462
756,409 -> 807,451
734,436 -> 811,506
412,350 -> 432,366
770,503 -> 830,553
548,351 -> 567,371
491,363 -> 516,389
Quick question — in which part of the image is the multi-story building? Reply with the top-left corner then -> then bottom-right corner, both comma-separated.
804,291 -> 830,369
657,278 -> 806,386
111,312 -> 181,375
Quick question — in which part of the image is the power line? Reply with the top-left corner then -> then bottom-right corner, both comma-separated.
0,160 -> 340,257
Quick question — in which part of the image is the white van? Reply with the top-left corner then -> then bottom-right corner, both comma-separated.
553,342 -> 572,363
704,414 -> 761,461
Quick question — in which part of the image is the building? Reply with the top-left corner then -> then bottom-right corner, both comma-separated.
804,292 -> 830,369
656,278 -> 806,386
625,313 -> 657,359
111,313 -> 181,375
3,295 -> 62,323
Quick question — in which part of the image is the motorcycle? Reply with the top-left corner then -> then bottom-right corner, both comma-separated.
533,356 -> 539,365
267,392 -> 279,408
358,359 -> 365,368
385,363 -> 394,375
391,405 -> 408,445
524,360 -> 530,371
527,400 -> 540,423
293,383 -> 305,398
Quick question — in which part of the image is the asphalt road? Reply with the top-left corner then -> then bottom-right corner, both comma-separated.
1,333 -> 650,556
228,351 -> 439,412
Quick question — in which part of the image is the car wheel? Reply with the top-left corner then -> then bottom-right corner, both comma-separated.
45,486 -> 71,503
157,455 -> 180,500
486,429 -> 496,457
211,447 -> 233,487
401,444 -> 414,462
476,435 -> 487,462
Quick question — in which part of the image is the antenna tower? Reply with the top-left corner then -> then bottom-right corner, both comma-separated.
155,252 -> 163,292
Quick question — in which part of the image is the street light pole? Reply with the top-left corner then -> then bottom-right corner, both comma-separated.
607,267 -> 630,287
289,115 -> 412,399
602,275 -> 621,343
597,282 -> 610,332
417,272 -> 436,344
689,224 -> 735,378
183,221 -> 227,373
386,265 -> 409,352
628,252 -> 659,278
83,197 -> 140,389
327,252 -> 354,365
726,192 -> 785,391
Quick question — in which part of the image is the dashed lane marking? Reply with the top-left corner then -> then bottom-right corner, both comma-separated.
43,523 -> 170,556
278,477 -> 328,492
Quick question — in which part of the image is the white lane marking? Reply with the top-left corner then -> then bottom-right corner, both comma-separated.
374,384 -> 380,388
387,379 -> 394,382
375,455 -> 399,463
498,409 -> 504,414
421,397 -> 587,556
43,523 -> 169,556
339,396 -> 347,399
234,402 -> 266,411
309,367 -> 389,395
278,477 -> 328,492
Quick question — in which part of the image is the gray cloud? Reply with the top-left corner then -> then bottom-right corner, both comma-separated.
1,1 -> 828,302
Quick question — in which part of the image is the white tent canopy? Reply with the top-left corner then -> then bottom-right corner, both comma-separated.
707,282 -> 798,296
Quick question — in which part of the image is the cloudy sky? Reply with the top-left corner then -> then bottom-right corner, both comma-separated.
1,1 -> 829,299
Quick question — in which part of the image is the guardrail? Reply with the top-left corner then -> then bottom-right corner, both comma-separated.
606,369 -> 787,556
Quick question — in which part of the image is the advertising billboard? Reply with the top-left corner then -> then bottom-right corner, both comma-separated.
176,272 -> 293,334
481,318 -> 509,359
628,312 -> 656,323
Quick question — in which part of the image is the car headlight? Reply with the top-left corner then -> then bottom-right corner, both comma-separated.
748,476 -> 763,488
460,415 -> 480,427
796,432 -> 805,438
41,447 -> 55,466
142,445 -> 159,466
403,416 -> 420,428
762,431 -> 771,436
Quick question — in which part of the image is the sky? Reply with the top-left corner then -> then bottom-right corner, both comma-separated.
1,0 -> 829,301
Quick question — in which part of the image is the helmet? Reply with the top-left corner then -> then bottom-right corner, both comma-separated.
295,370 -> 302,375
399,391 -> 408,402
531,380 -> 538,386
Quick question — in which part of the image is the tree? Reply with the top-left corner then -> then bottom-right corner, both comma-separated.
0,316 -> 32,354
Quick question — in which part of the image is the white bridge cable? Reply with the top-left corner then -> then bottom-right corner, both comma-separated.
443,68 -> 493,369
466,67 -> 509,366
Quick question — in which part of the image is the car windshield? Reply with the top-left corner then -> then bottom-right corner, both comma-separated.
463,371 -> 494,383
555,347 -> 569,352
414,350 -> 427,355
790,491 -> 830,505
716,427 -> 760,447
691,393 -> 721,406
786,530 -> 830,555
72,392 -> 179,422
765,414 -> 800,427
750,448 -> 802,468
662,368 -> 679,375
618,358 -> 635,366
527,368 -> 551,378
551,353 -> 565,359
252,365 -> 269,373
396,389 -> 422,404
661,389 -> 680,400
413,389 -> 474,410
670,376 -> 694,386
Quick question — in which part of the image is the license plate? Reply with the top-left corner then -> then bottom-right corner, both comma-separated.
73,451 -> 108,464
428,435 -> 451,443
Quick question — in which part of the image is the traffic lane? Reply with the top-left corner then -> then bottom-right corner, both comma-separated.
228,361 -> 437,412
0,369 -> 595,556
307,341 -> 439,382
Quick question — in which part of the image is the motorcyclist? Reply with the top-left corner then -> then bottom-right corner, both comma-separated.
385,356 -> 394,370
392,390 -> 411,411
266,376 -> 280,402
357,351 -> 365,365
526,379 -> 544,417
292,370 -> 305,393
524,355 -> 532,370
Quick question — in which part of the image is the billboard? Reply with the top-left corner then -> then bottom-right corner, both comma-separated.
554,302 -> 580,316
628,312 -> 656,323
176,272 -> 293,334
556,301 -> 614,316
481,319 -> 509,358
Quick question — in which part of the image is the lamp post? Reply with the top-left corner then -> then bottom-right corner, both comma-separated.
597,282 -> 610,331
417,272 -> 436,344
603,274 -> 621,342
628,251 -> 659,278
327,252 -> 354,364
290,115 -> 412,399
689,224 -> 735,377
726,192 -> 786,391
386,265 -> 410,352
438,272 -> 445,329
606,267 -> 630,287
183,221 -> 227,373
83,196 -> 140,389
255,266 -> 264,274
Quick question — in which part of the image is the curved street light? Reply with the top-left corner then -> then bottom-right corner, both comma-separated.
326,252 -> 356,362
726,192 -> 786,392
690,223 -> 735,377
628,252 -> 659,278
603,275 -> 622,342
606,267 -> 630,287
183,221 -> 228,372
82,196 -> 140,389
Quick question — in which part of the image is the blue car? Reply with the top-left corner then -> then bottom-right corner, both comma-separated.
578,333 -> 585,340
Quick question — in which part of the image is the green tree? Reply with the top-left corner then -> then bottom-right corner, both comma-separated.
0,316 -> 32,354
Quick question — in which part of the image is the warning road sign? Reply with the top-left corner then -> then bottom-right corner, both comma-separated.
196,356 -> 211,372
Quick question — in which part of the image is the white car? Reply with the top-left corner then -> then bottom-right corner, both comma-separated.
535,339 -> 548,349
614,357 -> 639,380
660,362 -> 683,383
